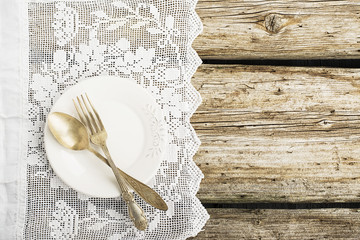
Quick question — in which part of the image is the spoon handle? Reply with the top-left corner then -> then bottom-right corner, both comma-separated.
88,147 -> 168,211
99,144 -> 147,230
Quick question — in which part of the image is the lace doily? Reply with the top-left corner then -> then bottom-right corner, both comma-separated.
19,0 -> 208,239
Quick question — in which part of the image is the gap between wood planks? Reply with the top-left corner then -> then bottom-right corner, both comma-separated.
203,202 -> 360,209
203,59 -> 360,68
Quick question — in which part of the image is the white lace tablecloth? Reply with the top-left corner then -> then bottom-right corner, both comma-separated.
0,0 -> 209,239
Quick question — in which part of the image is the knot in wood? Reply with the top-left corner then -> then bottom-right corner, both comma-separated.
319,119 -> 333,127
265,14 -> 282,33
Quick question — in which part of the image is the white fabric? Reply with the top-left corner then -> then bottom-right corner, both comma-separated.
0,0 -> 26,239
0,0 -> 208,239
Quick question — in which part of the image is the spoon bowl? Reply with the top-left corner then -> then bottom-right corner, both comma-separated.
48,112 -> 89,150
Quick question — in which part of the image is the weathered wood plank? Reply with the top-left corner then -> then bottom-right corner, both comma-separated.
194,0 -> 360,59
192,65 -> 360,203
190,208 -> 360,239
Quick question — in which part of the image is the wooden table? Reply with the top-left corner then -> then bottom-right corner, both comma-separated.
190,1 -> 360,239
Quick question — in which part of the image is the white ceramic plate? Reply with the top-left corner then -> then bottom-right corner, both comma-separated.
44,76 -> 166,198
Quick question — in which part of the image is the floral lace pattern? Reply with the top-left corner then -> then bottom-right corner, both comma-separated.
25,0 -> 208,239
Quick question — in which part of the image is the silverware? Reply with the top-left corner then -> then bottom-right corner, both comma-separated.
47,112 -> 168,211
47,111 -> 171,230
73,94 -> 148,230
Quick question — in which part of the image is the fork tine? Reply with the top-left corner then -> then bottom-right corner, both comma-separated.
77,96 -> 95,135
85,93 -> 105,130
72,99 -> 87,125
81,94 -> 100,133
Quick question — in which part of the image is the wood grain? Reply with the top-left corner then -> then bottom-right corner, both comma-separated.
192,65 -> 360,203
194,0 -> 360,59
190,208 -> 360,239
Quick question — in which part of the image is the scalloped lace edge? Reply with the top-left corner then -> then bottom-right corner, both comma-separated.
181,0 -> 210,238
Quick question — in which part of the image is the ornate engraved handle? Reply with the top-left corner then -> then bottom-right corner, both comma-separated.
101,145 -> 148,230
122,191 -> 148,230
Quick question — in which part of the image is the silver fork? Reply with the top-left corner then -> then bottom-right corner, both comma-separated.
73,93 -> 147,230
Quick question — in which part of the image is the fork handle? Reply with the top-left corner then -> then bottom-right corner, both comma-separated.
101,144 -> 148,230
87,147 -> 168,211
